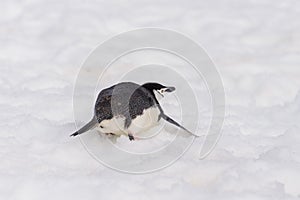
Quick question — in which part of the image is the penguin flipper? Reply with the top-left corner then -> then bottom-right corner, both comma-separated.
70,116 -> 98,137
161,114 -> 199,137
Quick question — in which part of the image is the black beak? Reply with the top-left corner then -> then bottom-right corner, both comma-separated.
165,86 -> 175,92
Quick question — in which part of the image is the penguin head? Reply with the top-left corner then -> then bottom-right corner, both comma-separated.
142,82 -> 176,99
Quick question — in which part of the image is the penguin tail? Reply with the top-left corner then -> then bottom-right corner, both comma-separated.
70,116 -> 98,137
160,113 -> 199,137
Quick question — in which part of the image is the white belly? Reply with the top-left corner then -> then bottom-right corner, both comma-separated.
97,106 -> 161,136
128,106 -> 161,134
98,116 -> 126,136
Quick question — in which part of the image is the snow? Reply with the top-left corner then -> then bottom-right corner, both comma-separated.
1,0 -> 300,199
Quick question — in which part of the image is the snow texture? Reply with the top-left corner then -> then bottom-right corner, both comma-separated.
1,0 -> 300,199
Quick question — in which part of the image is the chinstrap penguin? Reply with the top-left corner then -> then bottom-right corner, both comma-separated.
70,82 -> 196,140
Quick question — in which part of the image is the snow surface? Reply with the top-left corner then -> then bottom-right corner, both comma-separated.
1,0 -> 300,199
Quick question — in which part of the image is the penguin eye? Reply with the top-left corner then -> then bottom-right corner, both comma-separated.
161,89 -> 166,94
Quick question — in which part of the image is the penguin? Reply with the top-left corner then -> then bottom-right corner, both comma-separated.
70,82 -> 196,140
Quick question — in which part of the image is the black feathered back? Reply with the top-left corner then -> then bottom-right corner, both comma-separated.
94,82 -> 160,128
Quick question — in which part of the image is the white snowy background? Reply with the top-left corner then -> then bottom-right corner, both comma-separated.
1,0 -> 300,199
